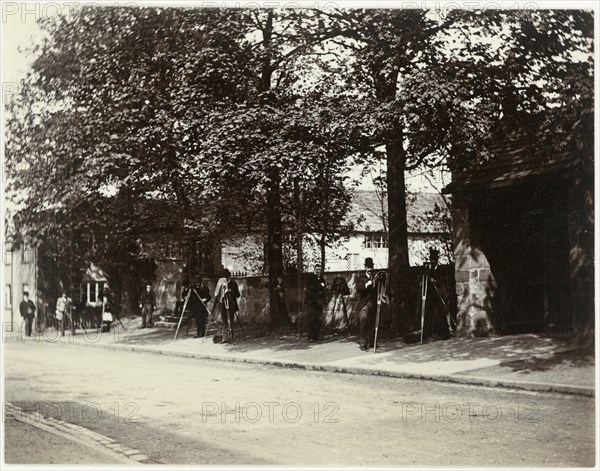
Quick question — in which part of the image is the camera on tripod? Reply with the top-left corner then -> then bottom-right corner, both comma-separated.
423,248 -> 440,272
418,247 -> 455,342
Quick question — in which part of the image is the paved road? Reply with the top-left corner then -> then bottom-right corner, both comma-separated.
4,420 -> 119,464
3,340 -> 596,466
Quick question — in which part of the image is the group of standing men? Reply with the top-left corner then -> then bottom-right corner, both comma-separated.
19,290 -> 75,337
18,289 -> 86,336
171,269 -> 241,343
304,257 -> 380,350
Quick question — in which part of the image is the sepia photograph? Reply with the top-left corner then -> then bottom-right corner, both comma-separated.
1,0 -> 597,468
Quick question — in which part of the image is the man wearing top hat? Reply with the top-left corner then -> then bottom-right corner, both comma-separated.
354,257 -> 377,351
139,282 -> 156,328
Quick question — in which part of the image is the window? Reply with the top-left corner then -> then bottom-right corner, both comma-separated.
346,253 -> 360,271
364,233 -> 388,249
4,244 -> 13,265
21,245 -> 35,263
89,283 -> 97,303
5,285 -> 12,309
83,282 -> 106,304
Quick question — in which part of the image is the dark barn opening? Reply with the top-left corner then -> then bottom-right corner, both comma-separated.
445,139 -> 594,338
470,184 -> 572,334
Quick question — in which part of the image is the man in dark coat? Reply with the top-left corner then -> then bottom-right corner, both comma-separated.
214,269 -> 240,343
139,282 -> 156,328
423,248 -> 452,340
355,257 -> 377,351
19,291 -> 36,337
185,280 -> 212,338
304,264 -> 327,343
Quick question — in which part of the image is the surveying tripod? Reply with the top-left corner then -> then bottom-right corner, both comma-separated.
174,287 -> 202,340
372,271 -> 389,353
419,266 -> 456,343
331,277 -> 351,337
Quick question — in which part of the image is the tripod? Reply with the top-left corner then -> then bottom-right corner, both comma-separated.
419,269 -> 456,343
223,293 -> 246,344
174,288 -> 200,340
372,271 -> 389,353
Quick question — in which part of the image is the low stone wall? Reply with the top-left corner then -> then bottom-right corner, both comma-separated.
155,267 -> 456,333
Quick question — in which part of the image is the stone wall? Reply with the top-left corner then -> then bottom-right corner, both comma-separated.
150,267 -> 455,332
452,196 -> 496,337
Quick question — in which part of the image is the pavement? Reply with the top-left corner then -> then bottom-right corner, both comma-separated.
4,403 -> 149,465
10,319 -> 595,397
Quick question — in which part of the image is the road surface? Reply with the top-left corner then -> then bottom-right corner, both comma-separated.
3,340 -> 596,466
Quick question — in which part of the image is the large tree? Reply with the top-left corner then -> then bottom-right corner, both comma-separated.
7,7 -> 592,328
200,9 -> 361,325
310,8 -> 594,334
6,6 -> 359,323
5,6 -> 254,309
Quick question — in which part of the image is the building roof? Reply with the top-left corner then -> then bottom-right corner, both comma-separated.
443,139 -> 590,194
348,191 -> 450,234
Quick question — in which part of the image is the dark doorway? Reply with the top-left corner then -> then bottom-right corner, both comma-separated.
471,184 -> 572,334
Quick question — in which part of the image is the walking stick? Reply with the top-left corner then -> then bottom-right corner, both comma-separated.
420,273 -> 428,344
373,271 -> 388,353
224,293 -> 234,344
174,289 -> 192,340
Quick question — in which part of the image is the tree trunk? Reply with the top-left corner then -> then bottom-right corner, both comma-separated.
266,168 -> 288,325
260,10 -> 289,327
386,135 -> 410,336
297,227 -> 303,327
319,234 -> 326,269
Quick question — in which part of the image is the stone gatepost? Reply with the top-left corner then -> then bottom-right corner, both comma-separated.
452,195 -> 496,337
567,173 -> 594,338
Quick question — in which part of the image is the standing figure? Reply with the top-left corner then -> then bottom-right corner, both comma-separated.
423,248 -> 452,340
304,264 -> 327,343
139,282 -> 156,328
355,257 -> 377,351
272,276 -> 289,325
55,291 -> 71,337
99,283 -> 113,304
192,280 -> 212,338
101,295 -> 113,333
176,282 -> 189,320
19,291 -> 36,337
214,269 -> 240,344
